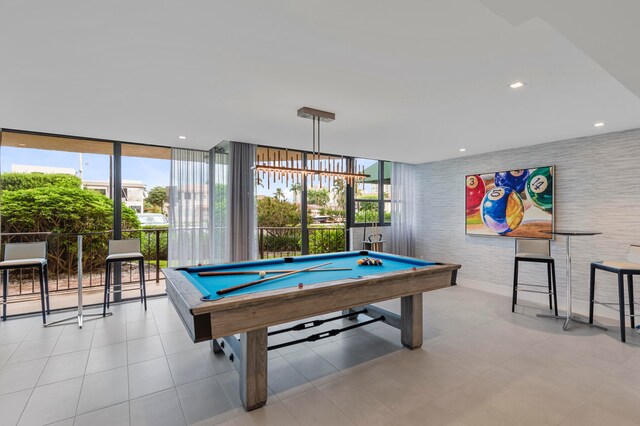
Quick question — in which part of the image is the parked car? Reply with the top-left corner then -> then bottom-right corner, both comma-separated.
137,213 -> 168,226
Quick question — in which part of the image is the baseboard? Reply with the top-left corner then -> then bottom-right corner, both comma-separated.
456,277 -> 620,321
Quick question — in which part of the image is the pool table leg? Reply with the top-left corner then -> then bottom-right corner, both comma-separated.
401,293 -> 423,349
211,339 -> 223,354
240,327 -> 268,411
342,308 -> 361,321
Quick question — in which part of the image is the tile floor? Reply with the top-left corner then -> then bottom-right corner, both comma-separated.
0,286 -> 638,425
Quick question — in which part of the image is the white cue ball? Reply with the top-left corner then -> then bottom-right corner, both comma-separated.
259,271 -> 266,278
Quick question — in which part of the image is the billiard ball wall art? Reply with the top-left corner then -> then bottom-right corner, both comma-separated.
465,166 -> 554,238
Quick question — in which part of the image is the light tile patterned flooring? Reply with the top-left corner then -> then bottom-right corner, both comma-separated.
0,286 -> 639,425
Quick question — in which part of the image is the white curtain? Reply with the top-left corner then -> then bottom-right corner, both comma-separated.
210,143 -> 229,264
226,141 -> 257,262
168,148 -> 210,267
390,162 -> 416,257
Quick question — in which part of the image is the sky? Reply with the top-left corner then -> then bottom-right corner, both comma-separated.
1,147 -> 170,189
1,146 -> 378,202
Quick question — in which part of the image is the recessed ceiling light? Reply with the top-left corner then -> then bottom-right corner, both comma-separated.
178,135 -> 187,140
509,81 -> 525,89
594,122 -> 605,127
459,148 -> 466,152
18,143 -> 26,147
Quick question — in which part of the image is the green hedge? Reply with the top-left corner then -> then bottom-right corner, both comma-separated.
0,172 -> 81,191
139,226 -> 169,260
307,228 -> 345,254
262,232 -> 301,253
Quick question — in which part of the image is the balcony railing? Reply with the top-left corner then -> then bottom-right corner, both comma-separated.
0,229 -> 168,298
258,226 -> 346,259
0,226 -> 345,316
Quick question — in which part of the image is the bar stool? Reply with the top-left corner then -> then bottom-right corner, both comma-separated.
512,239 -> 558,315
0,242 -> 50,324
103,239 -> 146,316
589,245 -> 640,342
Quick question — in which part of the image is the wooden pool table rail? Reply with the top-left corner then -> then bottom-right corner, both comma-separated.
163,259 -> 461,411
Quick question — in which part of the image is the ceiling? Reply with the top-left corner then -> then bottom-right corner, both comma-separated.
1,0 -> 639,164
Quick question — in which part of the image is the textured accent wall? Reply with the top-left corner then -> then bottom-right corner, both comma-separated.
415,128 -> 640,308
349,226 -> 391,252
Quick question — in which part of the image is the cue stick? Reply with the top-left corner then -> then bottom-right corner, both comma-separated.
198,267 -> 351,277
216,262 -> 332,295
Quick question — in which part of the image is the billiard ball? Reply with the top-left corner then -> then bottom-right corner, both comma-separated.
481,186 -> 525,235
298,283 -> 303,288
258,271 -> 266,278
465,175 -> 486,215
494,170 -> 530,193
526,168 -> 553,212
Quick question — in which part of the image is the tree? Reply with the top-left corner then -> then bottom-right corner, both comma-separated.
0,172 -> 140,271
0,172 -> 81,191
257,197 -> 300,227
355,194 -> 379,223
307,188 -> 330,207
273,188 -> 286,202
332,179 -> 346,211
145,186 -> 168,214
1,187 -> 139,234
290,183 -> 301,204
1,185 -> 140,270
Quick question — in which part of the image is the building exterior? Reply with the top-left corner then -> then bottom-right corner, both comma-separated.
10,164 -> 146,213
83,180 -> 146,213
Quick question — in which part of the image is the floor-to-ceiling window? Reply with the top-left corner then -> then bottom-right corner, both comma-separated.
255,147 -> 304,258
351,159 -> 391,250
121,143 -> 171,299
255,146 -> 352,257
0,130 -> 116,315
0,130 -> 172,317
305,154 -> 348,255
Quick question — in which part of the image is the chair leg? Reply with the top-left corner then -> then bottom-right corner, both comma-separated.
38,266 -> 46,325
512,259 -> 519,313
103,262 -> 110,317
589,265 -> 596,324
546,262 -> 553,310
2,270 -> 7,321
618,272 -> 626,342
628,274 -> 635,329
107,262 -> 113,309
139,259 -> 147,311
44,264 -> 50,315
551,260 -> 558,317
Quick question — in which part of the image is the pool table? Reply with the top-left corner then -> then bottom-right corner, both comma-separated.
163,251 -> 460,410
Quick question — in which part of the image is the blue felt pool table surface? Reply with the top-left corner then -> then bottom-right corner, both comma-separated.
179,251 -> 434,301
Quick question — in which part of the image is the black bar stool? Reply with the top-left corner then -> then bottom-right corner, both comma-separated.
589,245 -> 640,342
512,239 -> 558,315
103,239 -> 146,316
0,242 -> 50,324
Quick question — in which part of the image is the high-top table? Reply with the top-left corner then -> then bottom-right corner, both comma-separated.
537,231 -> 607,331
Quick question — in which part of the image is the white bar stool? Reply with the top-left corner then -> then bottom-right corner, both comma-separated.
0,242 -> 50,324
103,239 -> 146,316
590,245 -> 640,342
512,239 -> 558,315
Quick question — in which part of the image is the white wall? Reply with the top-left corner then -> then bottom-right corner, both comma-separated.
349,226 -> 391,253
415,128 -> 640,317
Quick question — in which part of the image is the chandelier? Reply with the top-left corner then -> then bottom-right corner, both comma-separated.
254,107 -> 369,189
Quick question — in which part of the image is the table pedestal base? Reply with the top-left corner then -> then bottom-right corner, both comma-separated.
536,313 -> 608,331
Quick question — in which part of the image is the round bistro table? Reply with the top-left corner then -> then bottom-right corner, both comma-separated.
537,231 -> 607,331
